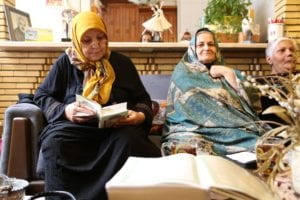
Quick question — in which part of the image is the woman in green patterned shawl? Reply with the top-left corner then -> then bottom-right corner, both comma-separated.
162,28 -> 268,156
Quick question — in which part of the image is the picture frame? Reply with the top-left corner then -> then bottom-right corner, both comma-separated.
4,5 -> 31,41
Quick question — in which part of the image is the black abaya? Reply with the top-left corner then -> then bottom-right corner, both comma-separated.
34,51 -> 161,200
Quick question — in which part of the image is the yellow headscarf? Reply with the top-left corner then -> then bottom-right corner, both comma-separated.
70,11 -> 115,105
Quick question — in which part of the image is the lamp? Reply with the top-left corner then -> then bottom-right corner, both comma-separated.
61,0 -> 79,42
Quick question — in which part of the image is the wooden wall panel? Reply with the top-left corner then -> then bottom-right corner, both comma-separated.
102,3 -> 177,42
103,4 -> 139,42
161,7 -> 177,42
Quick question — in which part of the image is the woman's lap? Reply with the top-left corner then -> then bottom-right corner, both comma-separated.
41,123 -> 160,200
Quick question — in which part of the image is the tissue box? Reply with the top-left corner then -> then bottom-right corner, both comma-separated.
25,28 -> 53,41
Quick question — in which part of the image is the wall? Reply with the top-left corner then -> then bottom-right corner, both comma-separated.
178,0 -> 274,42
252,0 -> 274,42
177,0 -> 207,40
102,4 -> 177,42
15,0 -> 64,42
274,0 -> 300,45
15,0 -> 94,42
15,0 -> 171,42
16,0 -> 274,42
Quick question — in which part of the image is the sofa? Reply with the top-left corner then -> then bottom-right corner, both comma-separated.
0,74 -> 171,195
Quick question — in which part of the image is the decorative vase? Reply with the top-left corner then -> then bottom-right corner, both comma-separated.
291,145 -> 300,194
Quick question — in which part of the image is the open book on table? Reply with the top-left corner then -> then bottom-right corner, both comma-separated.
105,153 -> 277,200
75,94 -> 128,128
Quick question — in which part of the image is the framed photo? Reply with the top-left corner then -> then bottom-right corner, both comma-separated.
4,5 -> 31,41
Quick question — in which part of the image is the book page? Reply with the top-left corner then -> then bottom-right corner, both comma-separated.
76,95 -> 128,128
106,154 -> 212,200
195,155 -> 276,200
73,112 -> 95,117
210,188 -> 256,200
75,94 -> 101,115
100,102 -> 128,128
102,102 -> 128,118
107,154 -> 200,187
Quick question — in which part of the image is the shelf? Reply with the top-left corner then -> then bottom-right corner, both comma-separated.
0,41 -> 267,52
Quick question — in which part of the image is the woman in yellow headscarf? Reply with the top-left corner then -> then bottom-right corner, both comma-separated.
34,11 -> 160,200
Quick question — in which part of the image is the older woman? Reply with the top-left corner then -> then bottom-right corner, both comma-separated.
33,11 -> 160,199
266,37 -> 297,74
162,28 -> 268,156
260,37 -> 298,127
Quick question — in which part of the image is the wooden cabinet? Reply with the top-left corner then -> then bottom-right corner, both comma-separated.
102,3 -> 177,42
102,4 -> 139,42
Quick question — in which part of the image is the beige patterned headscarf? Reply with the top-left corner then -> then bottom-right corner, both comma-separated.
67,11 -> 115,105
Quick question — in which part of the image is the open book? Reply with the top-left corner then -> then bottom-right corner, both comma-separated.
75,94 -> 128,128
105,153 -> 277,200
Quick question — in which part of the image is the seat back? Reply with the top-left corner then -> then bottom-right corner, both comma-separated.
140,74 -> 171,100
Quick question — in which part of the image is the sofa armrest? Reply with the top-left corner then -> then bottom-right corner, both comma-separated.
7,117 -> 32,179
0,103 -> 45,180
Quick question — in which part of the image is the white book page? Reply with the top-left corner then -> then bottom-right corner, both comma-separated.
102,102 -> 127,118
194,155 -> 215,190
99,102 -> 128,128
195,155 -> 275,200
73,112 -> 95,117
107,154 -> 200,188
75,94 -> 101,113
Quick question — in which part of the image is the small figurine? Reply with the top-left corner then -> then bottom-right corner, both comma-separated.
242,18 -> 253,43
180,31 -> 192,41
142,1 -> 172,42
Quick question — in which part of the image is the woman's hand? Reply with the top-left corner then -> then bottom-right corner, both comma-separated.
210,65 -> 238,90
113,110 -> 145,127
65,102 -> 97,124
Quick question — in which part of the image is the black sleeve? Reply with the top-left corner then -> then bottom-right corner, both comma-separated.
259,96 -> 286,128
109,51 -> 153,127
33,53 -> 74,123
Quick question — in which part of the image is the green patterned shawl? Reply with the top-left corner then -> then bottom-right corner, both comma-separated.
162,35 -> 268,155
